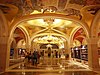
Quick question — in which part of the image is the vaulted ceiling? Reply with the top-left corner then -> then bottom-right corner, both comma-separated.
0,0 -> 100,44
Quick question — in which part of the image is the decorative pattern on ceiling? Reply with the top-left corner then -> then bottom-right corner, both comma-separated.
69,0 -> 86,5
0,0 -> 99,17
25,25 -> 44,36
73,28 -> 86,44
20,18 -> 79,38
58,0 -> 67,9
86,6 -> 100,15
63,8 -> 82,19
14,28 -> 25,43
69,0 -> 100,5
0,0 -> 99,44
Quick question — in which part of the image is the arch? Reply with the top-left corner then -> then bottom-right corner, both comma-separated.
8,13 -> 90,63
7,26 -> 30,68
9,13 -> 90,41
10,38 -> 17,49
17,39 -> 26,49
7,37 -> 16,68
73,39 -> 81,47
52,28 -> 69,38
18,26 -> 30,47
82,38 -> 88,45
18,26 -> 30,41
8,13 -> 90,53
9,38 -> 17,59
69,26 -> 81,46
89,10 -> 100,69
91,10 -> 100,37
69,26 -> 89,47
30,33 -> 68,42
30,28 -> 69,46
75,35 -> 86,43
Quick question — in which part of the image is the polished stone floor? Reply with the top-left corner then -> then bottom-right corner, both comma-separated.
8,58 -> 89,71
0,71 -> 98,75
1,57 -> 100,75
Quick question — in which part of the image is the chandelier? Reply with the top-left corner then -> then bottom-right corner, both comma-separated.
44,18 -> 55,43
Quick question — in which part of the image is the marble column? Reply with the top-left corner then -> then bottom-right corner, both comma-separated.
88,38 -> 100,70
0,36 -> 9,72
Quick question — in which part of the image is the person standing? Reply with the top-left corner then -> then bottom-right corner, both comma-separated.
32,51 -> 38,66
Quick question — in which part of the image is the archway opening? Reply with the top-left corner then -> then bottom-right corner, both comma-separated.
9,27 -> 26,67
8,13 -> 89,70
70,28 -> 88,65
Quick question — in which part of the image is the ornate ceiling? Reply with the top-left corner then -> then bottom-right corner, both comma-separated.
0,0 -> 100,44
0,0 -> 100,18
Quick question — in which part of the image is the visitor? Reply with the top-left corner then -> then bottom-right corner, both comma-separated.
32,51 -> 38,66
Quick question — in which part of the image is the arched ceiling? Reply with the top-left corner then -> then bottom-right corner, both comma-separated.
0,0 -> 100,44
19,18 -> 79,36
0,0 -> 100,20
14,28 -> 25,43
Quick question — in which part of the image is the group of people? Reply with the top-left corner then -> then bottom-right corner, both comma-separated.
24,50 -> 66,66
24,50 -> 44,66
47,50 -> 61,58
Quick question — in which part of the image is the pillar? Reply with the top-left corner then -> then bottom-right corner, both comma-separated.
88,38 -> 100,70
0,36 -> 9,72
68,43 -> 73,60
64,41 -> 70,59
64,41 -> 68,53
13,48 -> 18,59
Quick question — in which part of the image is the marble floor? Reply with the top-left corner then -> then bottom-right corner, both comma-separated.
8,58 -> 89,71
0,71 -> 98,75
0,58 -> 100,75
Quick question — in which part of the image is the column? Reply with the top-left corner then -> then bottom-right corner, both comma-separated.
64,41 -> 68,53
88,38 -> 100,70
0,36 -> 9,72
64,41 -> 70,60
68,43 -> 73,60
13,48 -> 18,59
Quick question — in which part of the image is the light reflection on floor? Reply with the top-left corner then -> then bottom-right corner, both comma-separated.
1,58 -> 99,75
8,58 -> 90,71
0,71 -> 98,75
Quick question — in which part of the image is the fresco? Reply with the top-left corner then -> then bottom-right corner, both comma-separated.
0,0 -> 99,17
69,0 -> 100,5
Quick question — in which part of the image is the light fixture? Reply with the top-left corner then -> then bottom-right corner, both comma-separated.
46,44 -> 52,47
